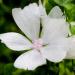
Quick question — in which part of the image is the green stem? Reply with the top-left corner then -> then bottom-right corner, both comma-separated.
43,0 -> 48,7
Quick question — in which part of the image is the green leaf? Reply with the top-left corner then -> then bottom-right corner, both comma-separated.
0,63 -> 15,75
44,0 -> 56,14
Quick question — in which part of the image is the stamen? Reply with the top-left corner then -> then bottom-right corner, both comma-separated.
32,39 -> 43,50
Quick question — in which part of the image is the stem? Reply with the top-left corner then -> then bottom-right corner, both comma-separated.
43,0 -> 48,6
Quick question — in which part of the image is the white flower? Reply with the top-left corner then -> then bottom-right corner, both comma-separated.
0,0 -> 75,70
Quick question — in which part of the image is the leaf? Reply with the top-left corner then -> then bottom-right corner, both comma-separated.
0,63 -> 15,75
44,0 -> 56,14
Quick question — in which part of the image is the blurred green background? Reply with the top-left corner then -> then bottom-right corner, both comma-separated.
0,0 -> 75,75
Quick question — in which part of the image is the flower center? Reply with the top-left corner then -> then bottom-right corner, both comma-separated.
32,39 -> 43,50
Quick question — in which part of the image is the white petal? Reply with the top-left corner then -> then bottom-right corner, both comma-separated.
41,6 -> 69,44
0,32 -> 32,51
41,46 -> 67,62
14,50 -> 46,70
48,6 -> 64,18
41,17 -> 69,44
41,38 -> 68,62
12,3 -> 40,41
66,36 -> 75,59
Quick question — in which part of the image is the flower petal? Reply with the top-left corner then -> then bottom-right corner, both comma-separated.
12,3 -> 40,41
14,50 -> 46,70
41,6 -> 69,44
0,32 -> 32,51
41,17 -> 69,44
48,6 -> 64,18
41,46 -> 67,62
66,36 -> 75,59
41,38 -> 68,62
